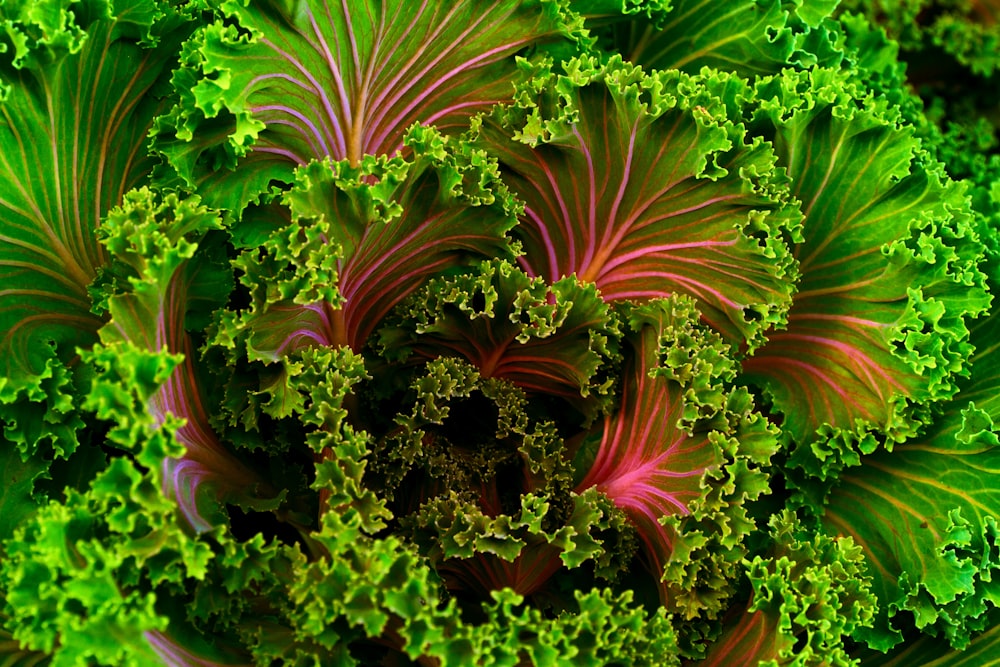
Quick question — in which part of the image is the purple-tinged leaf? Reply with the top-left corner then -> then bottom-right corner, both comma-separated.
381,259 -> 620,422
819,290 -> 1000,651
145,628 -> 252,666
741,68 -> 992,466
472,55 -> 800,351
154,0 -> 577,213
151,339 -> 272,533
98,189 -> 276,533
221,126 -> 518,360
575,356 -> 717,564
573,297 -> 776,606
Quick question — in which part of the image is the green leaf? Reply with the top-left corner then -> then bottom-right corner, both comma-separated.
219,126 -> 518,360
472,54 -> 800,351
0,438 -> 49,541
855,609 -> 1000,666
820,296 -> 1000,651
0,0 -> 196,462
152,0 -> 577,213
0,611 -> 51,666
407,487 -> 630,598
583,0 -> 833,77
95,188 -> 274,533
0,0 -> 112,75
472,587 -> 680,667
742,67 -> 992,470
0,457 -> 216,666
697,510 -> 876,667
575,296 -> 777,613
381,258 -> 621,423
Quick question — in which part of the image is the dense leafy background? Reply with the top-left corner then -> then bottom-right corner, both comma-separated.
1,0 -> 998,665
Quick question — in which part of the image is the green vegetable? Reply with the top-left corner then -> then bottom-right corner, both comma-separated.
2,0 -> 998,664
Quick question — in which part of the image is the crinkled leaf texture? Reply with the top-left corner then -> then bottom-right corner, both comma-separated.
741,67 -> 991,475
406,487 -> 630,601
820,286 -> 1000,652
473,55 -> 800,351
216,125 -> 519,365
0,431 -> 218,664
0,0 -> 196,461
259,495 -> 680,665
0,2 -> 997,666
375,356 -> 635,600
697,510 -> 875,667
579,0 -> 843,78
574,296 -> 777,614
380,258 -> 620,422
96,188 -> 277,533
201,351 -> 680,666
854,609 -> 1000,666
153,0 -> 577,213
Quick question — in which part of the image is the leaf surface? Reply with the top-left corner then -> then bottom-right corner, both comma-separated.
154,0 -> 575,212
473,56 -> 799,350
741,68 -> 991,463
821,296 -> 1000,650
0,1 -> 195,454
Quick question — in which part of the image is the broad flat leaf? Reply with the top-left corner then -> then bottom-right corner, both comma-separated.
0,1 -> 195,454
741,68 -> 991,463
154,0 -> 576,213
630,0 -> 794,74
821,292 -> 1000,650
473,55 -> 799,351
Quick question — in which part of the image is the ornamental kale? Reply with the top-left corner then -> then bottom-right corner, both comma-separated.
1,1 -> 999,665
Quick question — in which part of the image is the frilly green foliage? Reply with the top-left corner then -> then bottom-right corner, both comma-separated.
472,54 -> 801,352
574,0 -> 844,78
1,341 -> 215,664
216,125 -> 518,362
1,0 -> 998,665
0,0 -> 199,474
836,2 -> 1000,274
743,66 -> 991,473
697,510 -> 876,666
838,0 -> 1000,76
820,283 -> 1000,651
379,258 -> 621,423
